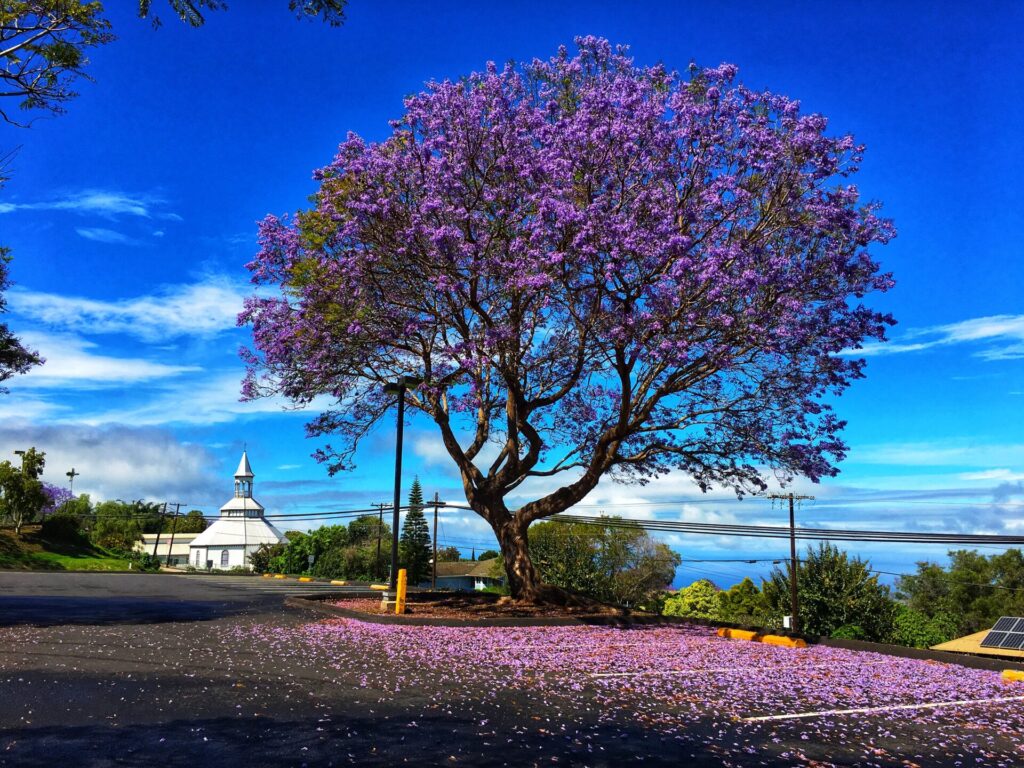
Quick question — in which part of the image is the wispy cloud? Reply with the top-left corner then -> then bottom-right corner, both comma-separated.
846,440 -> 1024,467
75,371 -> 328,426
855,314 -> 1024,360
12,331 -> 198,389
8,275 -> 246,341
0,189 -> 177,220
75,227 -> 142,245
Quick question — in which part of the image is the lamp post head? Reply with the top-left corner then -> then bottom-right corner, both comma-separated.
384,375 -> 423,394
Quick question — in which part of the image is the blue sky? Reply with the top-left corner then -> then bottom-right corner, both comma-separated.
1,1 -> 1022,586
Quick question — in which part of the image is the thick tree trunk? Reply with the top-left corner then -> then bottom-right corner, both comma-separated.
494,518 -> 543,602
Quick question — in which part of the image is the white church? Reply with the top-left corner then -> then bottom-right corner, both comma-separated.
189,451 -> 286,570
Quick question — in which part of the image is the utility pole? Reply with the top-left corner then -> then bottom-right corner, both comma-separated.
152,502 -> 168,559
431,492 -> 440,589
66,468 -> 79,495
768,492 -> 814,634
374,502 -> 387,580
164,503 -> 183,567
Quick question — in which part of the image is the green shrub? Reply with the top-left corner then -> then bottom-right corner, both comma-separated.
127,551 -> 161,572
888,605 -> 958,648
40,513 -> 86,544
831,624 -> 867,640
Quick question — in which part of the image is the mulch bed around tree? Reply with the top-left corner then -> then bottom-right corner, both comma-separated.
332,591 -> 649,620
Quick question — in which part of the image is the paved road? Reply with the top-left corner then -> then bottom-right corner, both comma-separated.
0,572 -> 370,627
0,572 -> 1019,767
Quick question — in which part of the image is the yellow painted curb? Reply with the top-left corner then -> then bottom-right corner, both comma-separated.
762,634 -> 807,649
369,584 -> 388,591
1003,670 -> 1024,683
274,574 -> 287,579
262,573 -> 272,578
716,627 -> 806,648
298,577 -> 313,582
717,628 -> 758,641
330,580 -> 347,586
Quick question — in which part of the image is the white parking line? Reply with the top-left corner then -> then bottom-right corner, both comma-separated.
592,660 -> 890,678
742,695 -> 1024,722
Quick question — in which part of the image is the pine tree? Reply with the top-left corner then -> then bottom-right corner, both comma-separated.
400,477 -> 431,585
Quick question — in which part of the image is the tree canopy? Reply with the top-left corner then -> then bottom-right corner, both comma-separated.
0,446 -> 45,534
242,37 -> 895,601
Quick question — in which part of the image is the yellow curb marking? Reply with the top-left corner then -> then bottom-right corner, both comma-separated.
716,627 -> 806,648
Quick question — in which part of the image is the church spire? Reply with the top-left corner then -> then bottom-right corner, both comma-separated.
234,450 -> 254,499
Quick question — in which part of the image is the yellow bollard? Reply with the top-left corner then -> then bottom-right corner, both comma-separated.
395,568 -> 407,615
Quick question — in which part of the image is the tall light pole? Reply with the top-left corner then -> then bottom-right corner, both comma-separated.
383,374 -> 422,591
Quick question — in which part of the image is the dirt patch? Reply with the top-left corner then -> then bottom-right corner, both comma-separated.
332,592 -> 648,620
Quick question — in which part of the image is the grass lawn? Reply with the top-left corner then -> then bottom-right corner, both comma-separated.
0,526 -> 132,571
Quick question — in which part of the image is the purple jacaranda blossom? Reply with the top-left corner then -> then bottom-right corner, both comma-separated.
241,37 -> 895,601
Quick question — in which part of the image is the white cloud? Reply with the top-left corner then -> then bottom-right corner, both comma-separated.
960,468 -> 1024,482
77,371 -> 328,426
0,189 -> 173,219
12,331 -> 198,388
8,275 -> 246,341
847,440 -> 1024,467
0,423 -> 222,504
855,314 -> 1024,360
75,227 -> 141,245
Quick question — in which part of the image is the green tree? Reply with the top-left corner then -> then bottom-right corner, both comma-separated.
90,499 -> 143,551
436,546 -> 461,562
400,477 -> 431,584
0,446 -> 46,535
663,579 -> 722,621
762,543 -> 895,641
478,549 -> 499,561
175,509 -> 208,533
897,549 -> 1024,635
717,577 -> 767,625
526,520 -> 679,606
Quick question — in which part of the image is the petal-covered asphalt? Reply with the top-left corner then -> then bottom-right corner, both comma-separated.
0,575 -> 1021,767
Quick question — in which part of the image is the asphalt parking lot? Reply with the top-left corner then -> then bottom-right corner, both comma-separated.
0,572 -> 1021,767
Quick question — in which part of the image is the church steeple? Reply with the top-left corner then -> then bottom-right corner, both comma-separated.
234,450 -> 254,500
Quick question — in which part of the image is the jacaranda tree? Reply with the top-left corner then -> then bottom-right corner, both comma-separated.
242,38 -> 895,602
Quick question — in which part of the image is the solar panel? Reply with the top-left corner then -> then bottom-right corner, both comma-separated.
981,617 -> 1024,650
